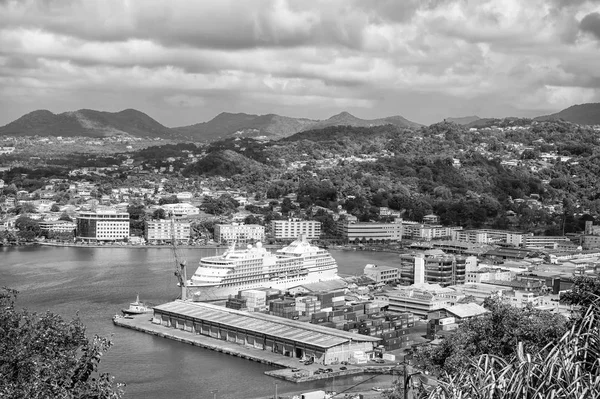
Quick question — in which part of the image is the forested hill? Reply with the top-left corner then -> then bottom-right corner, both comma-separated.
535,103 -> 600,125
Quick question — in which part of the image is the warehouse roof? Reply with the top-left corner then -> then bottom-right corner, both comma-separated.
154,300 -> 380,350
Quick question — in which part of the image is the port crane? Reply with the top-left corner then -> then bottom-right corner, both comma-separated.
170,213 -> 187,301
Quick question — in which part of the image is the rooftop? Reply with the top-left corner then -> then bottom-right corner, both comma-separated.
154,300 -> 379,349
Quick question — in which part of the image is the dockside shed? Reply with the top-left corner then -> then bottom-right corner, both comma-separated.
152,300 -> 381,365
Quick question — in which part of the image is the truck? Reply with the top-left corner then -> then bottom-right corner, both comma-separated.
301,390 -> 326,399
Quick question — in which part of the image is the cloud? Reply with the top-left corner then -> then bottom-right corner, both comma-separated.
1,0 -> 600,126
580,12 -> 600,39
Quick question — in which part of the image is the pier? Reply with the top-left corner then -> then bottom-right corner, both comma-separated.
113,315 -> 373,383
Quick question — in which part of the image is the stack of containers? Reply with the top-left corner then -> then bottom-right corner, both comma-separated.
225,296 -> 247,310
295,296 -> 321,317
239,289 -> 267,312
269,299 -> 299,319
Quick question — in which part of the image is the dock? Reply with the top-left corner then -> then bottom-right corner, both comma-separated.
113,315 -> 372,382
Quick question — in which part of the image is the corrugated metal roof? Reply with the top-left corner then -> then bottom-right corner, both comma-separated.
154,300 -> 380,349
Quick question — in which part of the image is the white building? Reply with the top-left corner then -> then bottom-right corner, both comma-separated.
76,209 -> 130,242
337,220 -> 403,242
161,203 -> 200,217
145,220 -> 191,243
214,224 -> 265,244
175,192 -> 194,201
270,219 -> 321,240
363,264 -> 399,283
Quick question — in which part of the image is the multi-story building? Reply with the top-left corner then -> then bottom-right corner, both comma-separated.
337,219 -> 403,242
402,222 -> 463,240
145,220 -> 191,244
270,219 -> 321,240
383,285 -> 457,318
39,220 -> 77,234
363,264 -> 399,283
399,250 -> 468,287
76,210 -> 130,242
160,203 -> 200,217
214,224 -> 265,244
521,235 -> 570,249
452,229 -> 531,246
466,268 -> 512,284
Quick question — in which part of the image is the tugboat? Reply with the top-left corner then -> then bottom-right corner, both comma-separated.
121,294 -> 152,316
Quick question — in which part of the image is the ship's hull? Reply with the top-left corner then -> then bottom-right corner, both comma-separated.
186,271 -> 340,301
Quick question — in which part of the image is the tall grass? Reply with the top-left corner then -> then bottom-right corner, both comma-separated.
425,302 -> 600,399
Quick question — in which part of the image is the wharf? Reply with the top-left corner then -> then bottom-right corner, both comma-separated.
113,315 -> 369,383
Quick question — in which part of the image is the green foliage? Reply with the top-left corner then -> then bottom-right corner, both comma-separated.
561,275 -> 600,309
153,208 -> 167,220
201,195 -> 239,216
425,300 -> 600,399
414,298 -> 568,375
15,216 -> 40,241
0,288 -> 124,398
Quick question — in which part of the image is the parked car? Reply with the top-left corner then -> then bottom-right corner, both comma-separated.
372,387 -> 384,392
291,368 -> 301,372
373,359 -> 385,364
325,368 -> 333,373
339,366 -> 347,370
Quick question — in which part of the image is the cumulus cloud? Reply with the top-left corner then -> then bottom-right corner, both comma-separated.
1,0 -> 600,126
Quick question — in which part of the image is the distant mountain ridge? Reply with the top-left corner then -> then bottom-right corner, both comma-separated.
0,109 -> 422,141
535,103 -> 600,125
172,111 -> 421,141
444,116 -> 481,125
0,109 -> 177,139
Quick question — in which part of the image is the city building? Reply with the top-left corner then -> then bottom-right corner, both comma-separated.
38,220 -> 76,234
270,219 -> 321,240
522,235 -> 571,249
151,300 -> 381,365
145,219 -> 191,244
452,229 -> 531,246
402,223 -> 462,240
160,203 -> 200,217
363,264 -> 399,283
214,223 -> 265,244
383,284 -> 458,318
76,209 -> 130,242
399,250 -> 469,287
466,268 -> 512,284
337,219 -> 403,242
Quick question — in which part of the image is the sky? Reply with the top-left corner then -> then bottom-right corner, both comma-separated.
1,0 -> 600,127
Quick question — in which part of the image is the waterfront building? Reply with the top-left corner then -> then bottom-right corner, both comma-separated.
363,264 -> 399,283
151,300 -> 381,365
402,222 -> 461,241
145,219 -> 191,244
399,250 -> 469,287
214,223 -> 264,244
76,209 -> 130,242
451,229 -> 531,246
160,203 -> 200,217
270,219 -> 321,240
337,219 -> 403,242
39,220 -> 76,234
465,268 -> 512,284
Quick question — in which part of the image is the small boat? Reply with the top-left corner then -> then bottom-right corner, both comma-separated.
121,294 -> 152,316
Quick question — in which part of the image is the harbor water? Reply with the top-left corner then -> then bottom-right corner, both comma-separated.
0,246 -> 400,399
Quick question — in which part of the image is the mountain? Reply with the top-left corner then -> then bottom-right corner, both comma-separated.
171,112 -> 317,142
307,111 -> 421,130
173,111 -> 421,142
444,116 -> 481,125
0,109 -> 178,139
535,103 -> 600,125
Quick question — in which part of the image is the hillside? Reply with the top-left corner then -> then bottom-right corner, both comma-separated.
0,109 -> 177,139
444,116 -> 480,125
172,112 -> 316,142
306,112 -> 421,130
535,103 -> 600,125
183,149 -> 271,178
173,111 -> 420,142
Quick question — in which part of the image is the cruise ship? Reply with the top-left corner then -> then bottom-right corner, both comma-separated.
185,235 -> 339,301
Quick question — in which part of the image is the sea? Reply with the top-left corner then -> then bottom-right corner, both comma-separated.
0,246 -> 400,399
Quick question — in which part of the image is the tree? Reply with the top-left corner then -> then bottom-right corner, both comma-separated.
59,212 -> 73,222
153,208 -> 167,220
414,297 -> 568,375
50,203 -> 61,212
561,275 -> 600,309
244,215 -> 262,225
15,216 -> 41,241
0,288 -> 124,398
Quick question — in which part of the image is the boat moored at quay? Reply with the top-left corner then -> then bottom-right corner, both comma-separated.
185,235 -> 340,301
